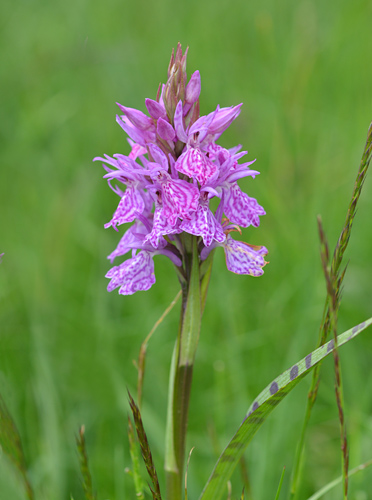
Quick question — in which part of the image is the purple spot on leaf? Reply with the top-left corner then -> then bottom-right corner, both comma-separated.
270,381 -> 279,395
290,365 -> 299,380
305,353 -> 312,369
252,401 -> 259,412
327,339 -> 335,352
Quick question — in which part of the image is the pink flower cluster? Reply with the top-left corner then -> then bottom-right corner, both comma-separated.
95,46 -> 267,295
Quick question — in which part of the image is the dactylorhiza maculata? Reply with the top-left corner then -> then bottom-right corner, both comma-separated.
95,45 -> 268,295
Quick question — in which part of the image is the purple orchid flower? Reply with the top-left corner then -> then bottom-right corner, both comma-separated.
96,46 -> 268,294
179,192 -> 225,247
106,250 -> 156,295
201,233 -> 268,277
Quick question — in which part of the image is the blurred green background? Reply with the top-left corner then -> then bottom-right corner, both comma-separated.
1,0 -> 372,498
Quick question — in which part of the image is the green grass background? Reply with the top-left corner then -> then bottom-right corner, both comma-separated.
1,0 -> 372,498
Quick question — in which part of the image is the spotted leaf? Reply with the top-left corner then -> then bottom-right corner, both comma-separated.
199,318 -> 372,500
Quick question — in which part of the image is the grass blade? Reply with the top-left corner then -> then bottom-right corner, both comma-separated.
184,447 -> 194,500
274,467 -> 286,500
0,394 -> 34,500
128,390 -> 162,500
76,425 -> 96,500
305,459 -> 372,500
198,319 -> 372,500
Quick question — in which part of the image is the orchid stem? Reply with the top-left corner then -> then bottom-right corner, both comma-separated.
165,235 -> 202,500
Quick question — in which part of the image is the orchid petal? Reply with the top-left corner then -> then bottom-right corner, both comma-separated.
127,140 -> 148,160
175,147 -> 218,185
116,115 -> 147,146
106,251 -> 156,295
185,70 -> 201,104
159,175 -> 200,225
104,184 -> 145,229
223,236 -> 268,276
180,200 -> 225,247
148,144 -> 169,171
145,98 -> 167,120
107,222 -> 147,262
227,166 -> 259,183
207,104 -> 242,135
144,203 -> 182,248
174,101 -> 188,142
157,118 -> 176,141
223,183 -> 265,227
116,103 -> 154,131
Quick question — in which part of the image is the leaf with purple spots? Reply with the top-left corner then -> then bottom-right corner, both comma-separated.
198,317 -> 372,500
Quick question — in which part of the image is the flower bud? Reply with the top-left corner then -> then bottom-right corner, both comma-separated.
145,98 -> 167,120
185,70 -> 201,105
163,43 -> 189,122
207,104 -> 243,135
116,103 -> 154,131
157,118 -> 176,141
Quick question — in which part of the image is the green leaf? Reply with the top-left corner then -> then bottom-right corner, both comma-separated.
274,467 -> 286,500
199,318 -> 372,500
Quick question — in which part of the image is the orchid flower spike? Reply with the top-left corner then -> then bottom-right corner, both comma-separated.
95,43 -> 268,294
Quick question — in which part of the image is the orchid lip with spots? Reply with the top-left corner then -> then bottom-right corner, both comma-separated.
95,45 -> 268,295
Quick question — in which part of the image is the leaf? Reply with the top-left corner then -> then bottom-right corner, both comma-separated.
198,318 -> 372,500
274,467 -> 285,500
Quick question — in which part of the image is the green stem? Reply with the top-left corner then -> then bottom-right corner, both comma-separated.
165,236 -> 204,500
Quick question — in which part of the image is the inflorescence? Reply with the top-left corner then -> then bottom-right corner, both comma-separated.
95,44 -> 268,295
